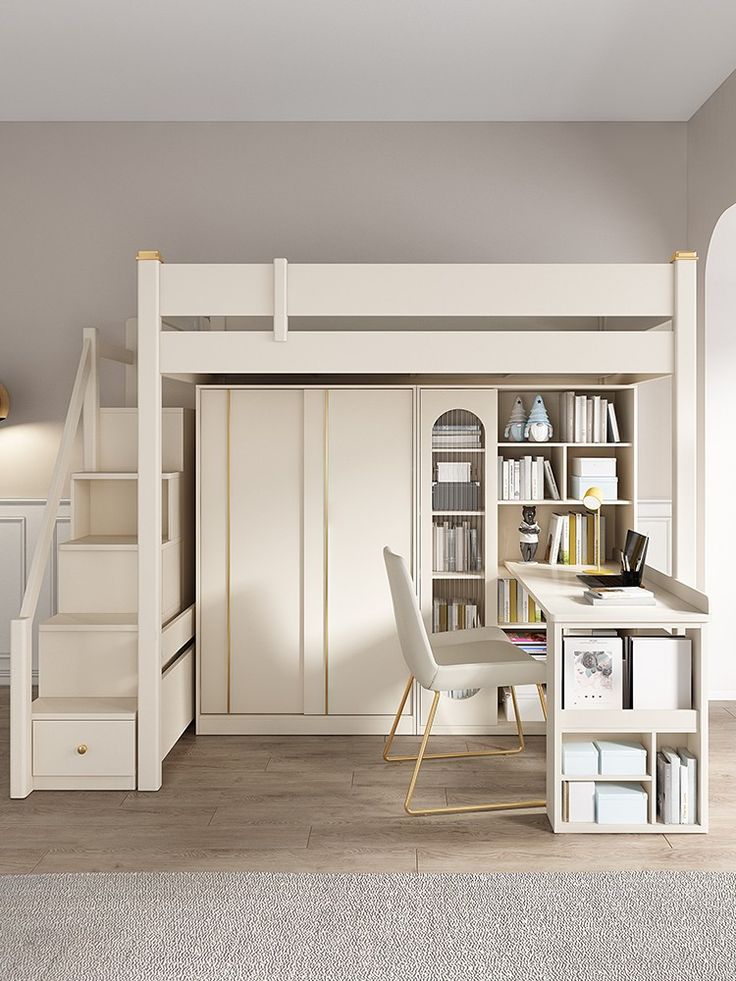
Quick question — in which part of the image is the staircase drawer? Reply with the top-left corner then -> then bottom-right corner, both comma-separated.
33,720 -> 136,777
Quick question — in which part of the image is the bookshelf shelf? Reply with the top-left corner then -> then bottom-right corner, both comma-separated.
497,499 -> 631,506
561,773 -> 652,783
497,442 -> 632,448
500,622 -> 547,630
560,709 -> 698,733
432,510 -> 485,516
432,572 -> 485,580
433,448 -> 486,454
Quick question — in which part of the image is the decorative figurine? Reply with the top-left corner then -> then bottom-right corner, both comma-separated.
519,505 -> 541,562
504,396 -> 527,442
524,393 -> 554,442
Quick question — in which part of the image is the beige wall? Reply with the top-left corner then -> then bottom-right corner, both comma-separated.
0,122 -> 686,497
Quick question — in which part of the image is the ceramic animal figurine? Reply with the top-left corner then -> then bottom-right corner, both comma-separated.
524,394 -> 553,442
519,505 -> 541,562
504,396 -> 527,442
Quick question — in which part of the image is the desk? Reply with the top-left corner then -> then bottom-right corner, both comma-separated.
505,561 -> 709,834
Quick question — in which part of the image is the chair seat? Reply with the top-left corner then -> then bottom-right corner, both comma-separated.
428,627 -> 546,692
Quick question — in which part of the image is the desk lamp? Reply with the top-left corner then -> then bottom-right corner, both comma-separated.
582,486 -> 605,573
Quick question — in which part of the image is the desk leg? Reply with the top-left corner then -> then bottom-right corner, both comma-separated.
547,622 -> 564,832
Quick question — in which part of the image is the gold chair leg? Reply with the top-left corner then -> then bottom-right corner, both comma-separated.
537,683 -> 548,721
383,677 -> 527,764
404,690 -> 546,816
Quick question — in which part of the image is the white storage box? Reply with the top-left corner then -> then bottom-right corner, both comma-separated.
562,741 -> 599,776
502,687 -> 546,722
595,782 -> 648,825
567,781 -> 596,823
569,457 -> 617,477
594,739 -> 647,776
631,637 -> 692,710
569,475 -> 619,501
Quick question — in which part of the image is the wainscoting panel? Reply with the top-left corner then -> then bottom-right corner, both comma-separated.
0,500 -> 70,684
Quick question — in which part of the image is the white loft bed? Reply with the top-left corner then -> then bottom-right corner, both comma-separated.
10,252 -> 698,798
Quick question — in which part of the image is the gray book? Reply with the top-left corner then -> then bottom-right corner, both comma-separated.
678,748 -> 697,825
661,747 -> 682,824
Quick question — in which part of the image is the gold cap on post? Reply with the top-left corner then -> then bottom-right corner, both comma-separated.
670,251 -> 698,262
136,250 -> 164,262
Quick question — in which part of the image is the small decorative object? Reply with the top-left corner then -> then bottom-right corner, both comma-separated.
518,505 -> 541,562
504,396 -> 527,442
524,394 -> 553,442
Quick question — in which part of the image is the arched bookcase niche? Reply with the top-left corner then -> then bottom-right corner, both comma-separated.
430,409 -> 486,634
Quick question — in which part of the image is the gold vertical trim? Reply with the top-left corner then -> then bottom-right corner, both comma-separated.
323,389 -> 329,715
670,251 -> 698,262
226,389 -> 232,714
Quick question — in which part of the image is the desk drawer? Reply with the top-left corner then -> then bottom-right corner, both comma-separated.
33,720 -> 136,777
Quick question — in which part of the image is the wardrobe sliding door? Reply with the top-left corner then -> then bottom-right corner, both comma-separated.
326,389 -> 414,716
199,389 -> 304,715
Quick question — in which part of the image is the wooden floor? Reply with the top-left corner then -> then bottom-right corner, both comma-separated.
1,690 -> 735,874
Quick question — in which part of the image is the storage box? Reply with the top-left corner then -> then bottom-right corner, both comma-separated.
502,687 -> 546,722
437,462 -> 471,483
567,781 -> 596,822
562,741 -> 599,776
594,739 -> 647,776
569,475 -> 619,501
432,482 -> 480,511
630,637 -> 692,710
569,457 -> 617,477
595,782 -> 648,825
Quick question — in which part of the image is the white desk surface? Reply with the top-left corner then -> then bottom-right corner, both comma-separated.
505,561 -> 708,626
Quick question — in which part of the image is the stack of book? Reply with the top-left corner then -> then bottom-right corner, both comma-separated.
657,747 -> 698,825
432,520 -> 482,573
560,392 -> 621,443
544,512 -> 606,565
505,629 -> 547,658
584,586 -> 655,607
432,598 -> 480,632
497,578 -> 544,624
432,422 -> 482,449
497,455 -> 560,501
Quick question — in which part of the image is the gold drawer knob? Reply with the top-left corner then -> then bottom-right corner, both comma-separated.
76,744 -> 88,756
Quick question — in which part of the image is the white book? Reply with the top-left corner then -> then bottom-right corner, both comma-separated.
592,396 -> 601,444
559,513 -> 570,565
455,525 -> 465,572
564,392 -> 575,442
575,515 -> 583,565
600,399 -> 608,442
513,460 -> 520,501
520,587 -> 529,623
502,460 -> 510,500
523,456 -> 532,500
661,747 -> 681,824
585,399 -> 593,442
574,396 -> 586,442
607,402 -> 621,442
543,460 -> 561,501
545,514 -> 563,564
678,749 -> 697,825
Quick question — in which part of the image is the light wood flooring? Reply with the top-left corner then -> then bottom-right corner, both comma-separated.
1,690 -> 735,874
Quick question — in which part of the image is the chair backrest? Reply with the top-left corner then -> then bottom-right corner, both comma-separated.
383,546 -> 438,689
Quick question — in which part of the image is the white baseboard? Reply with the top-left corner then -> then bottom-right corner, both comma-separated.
0,655 -> 38,685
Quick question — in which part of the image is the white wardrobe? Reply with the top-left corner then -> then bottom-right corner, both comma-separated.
197,386 -> 416,734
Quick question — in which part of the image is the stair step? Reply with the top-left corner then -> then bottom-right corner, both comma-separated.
60,534 -> 171,549
40,613 -> 137,631
71,471 -> 180,480
99,407 -> 192,472
32,697 -> 137,721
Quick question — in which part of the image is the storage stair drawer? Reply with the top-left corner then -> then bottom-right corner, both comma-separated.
33,718 -> 136,777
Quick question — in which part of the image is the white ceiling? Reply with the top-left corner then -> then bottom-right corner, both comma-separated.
1,1 -> 735,122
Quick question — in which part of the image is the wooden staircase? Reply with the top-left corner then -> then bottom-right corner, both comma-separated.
10,329 -> 195,797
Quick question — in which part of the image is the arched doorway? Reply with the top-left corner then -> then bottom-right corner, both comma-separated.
705,202 -> 736,697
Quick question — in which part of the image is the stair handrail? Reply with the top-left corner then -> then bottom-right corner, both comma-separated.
10,327 -> 136,798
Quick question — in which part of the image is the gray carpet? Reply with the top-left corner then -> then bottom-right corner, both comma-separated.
1,871 -> 735,980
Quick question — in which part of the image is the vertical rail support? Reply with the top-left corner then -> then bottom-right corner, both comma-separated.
124,318 -> 138,407
671,251 -> 698,586
137,251 -> 163,790
82,327 -> 99,471
273,257 -> 288,342
10,618 -> 33,798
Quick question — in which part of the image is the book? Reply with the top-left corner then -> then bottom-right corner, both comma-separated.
545,513 -> 564,564
607,402 -> 621,442
543,460 -> 561,500
564,391 -> 575,442
584,588 -> 656,606
563,635 -> 623,709
600,398 -> 608,442
558,513 -> 570,564
678,749 -> 697,825
592,396 -> 601,444
574,396 -> 586,442
660,747 -> 682,824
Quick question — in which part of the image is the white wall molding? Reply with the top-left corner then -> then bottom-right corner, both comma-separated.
0,499 -> 70,684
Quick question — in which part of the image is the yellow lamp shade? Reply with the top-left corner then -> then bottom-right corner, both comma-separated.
582,486 -> 603,511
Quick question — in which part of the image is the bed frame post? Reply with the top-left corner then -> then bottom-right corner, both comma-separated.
671,251 -> 698,586
274,258 -> 288,342
137,250 -> 163,790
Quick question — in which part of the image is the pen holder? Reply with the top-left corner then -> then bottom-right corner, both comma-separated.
620,569 -> 641,586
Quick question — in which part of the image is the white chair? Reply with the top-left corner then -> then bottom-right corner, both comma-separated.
383,546 -> 547,816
